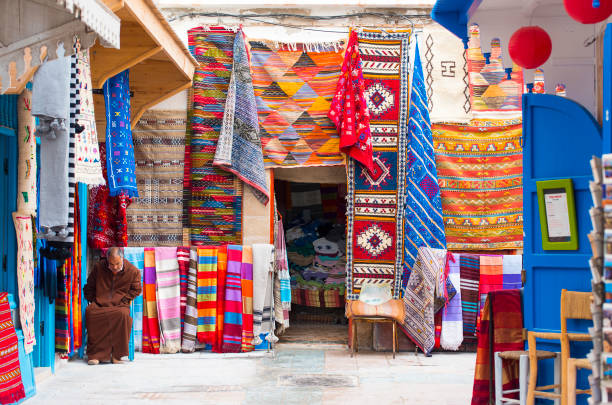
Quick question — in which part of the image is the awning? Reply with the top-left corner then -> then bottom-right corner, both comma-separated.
1,0 -> 121,94
431,0 -> 482,43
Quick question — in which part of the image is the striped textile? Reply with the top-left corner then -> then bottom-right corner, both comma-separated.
182,90 -> 193,246
181,247 -> 198,352
196,247 -> 218,345
0,293 -> 25,404
222,245 -> 243,353
503,255 -> 522,290
154,247 -> 181,354
459,254 -> 480,338
213,246 -> 228,353
123,247 -> 145,351
177,247 -> 190,327
478,255 -> 522,331
55,260 -> 70,351
187,27 -> 243,246
241,246 -> 254,352
402,42 -> 446,283
441,253 -> 463,351
142,248 -> 160,354
252,244 -> 275,341
274,214 -> 291,328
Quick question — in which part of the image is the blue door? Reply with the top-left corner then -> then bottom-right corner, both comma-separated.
523,93 -> 601,403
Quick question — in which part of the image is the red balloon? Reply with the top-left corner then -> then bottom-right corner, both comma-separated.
508,26 -> 552,70
564,0 -> 612,24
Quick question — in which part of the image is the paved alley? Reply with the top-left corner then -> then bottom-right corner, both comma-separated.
28,344 -> 476,405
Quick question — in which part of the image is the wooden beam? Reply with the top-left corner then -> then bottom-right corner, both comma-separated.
130,80 -> 191,128
92,45 -> 162,89
101,0 -> 125,12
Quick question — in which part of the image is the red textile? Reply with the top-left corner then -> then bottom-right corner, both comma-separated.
177,247 -> 190,326
328,30 -> 373,173
0,293 -> 25,405
434,311 -> 442,349
213,246 -> 228,353
471,290 -> 523,405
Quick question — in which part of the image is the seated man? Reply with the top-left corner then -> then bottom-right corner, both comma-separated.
84,247 -> 142,365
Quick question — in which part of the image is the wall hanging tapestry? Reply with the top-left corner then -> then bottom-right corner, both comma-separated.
181,247 -> 198,352
459,254 -> 480,338
17,89 -> 37,215
222,245 -> 243,353
402,41 -> 446,282
432,119 -> 523,250
214,246 -> 228,352
177,247 -> 190,327
182,90 -> 193,246
0,293 -> 25,405
12,215 -> 36,354
467,24 -> 524,119
328,30 -> 373,172
252,243 -> 276,344
103,69 -> 138,197
214,30 -> 269,204
417,24 -> 471,124
154,247 -> 181,354
196,247 -> 218,345
123,247 -> 145,351
87,143 -> 131,248
240,246 -> 254,352
187,27 -> 243,246
75,48 -> 104,185
345,29 -> 412,300
401,247 -> 445,355
142,248 -> 160,354
441,253 -> 463,351
471,289 -> 522,405
249,39 -> 345,168
127,110 -> 186,246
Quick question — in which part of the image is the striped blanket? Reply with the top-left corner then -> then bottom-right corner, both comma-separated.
503,255 -> 522,290
142,248 -> 160,353
253,244 -> 275,343
154,247 -> 181,354
196,247 -> 218,345
181,247 -> 198,352
0,293 -> 25,404
459,254 -> 480,338
441,253 -> 463,351
222,246 -> 243,353
123,247 -> 145,351
177,247 -> 190,327
241,246 -> 254,352
214,246 -> 228,353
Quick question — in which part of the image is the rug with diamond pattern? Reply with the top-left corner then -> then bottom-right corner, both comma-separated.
345,29 -> 411,300
248,41 -> 345,168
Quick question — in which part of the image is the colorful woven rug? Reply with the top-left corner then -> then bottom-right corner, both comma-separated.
187,27 -> 243,246
402,42 -> 446,283
467,24 -> 523,119
154,247 -> 181,354
142,248 -> 160,354
459,254 -> 480,338
123,247 -> 145,351
346,29 -> 411,300
182,90 -> 193,246
13,215 -> 36,354
400,247 -> 445,355
222,245 -> 243,353
196,247 -> 218,346
432,119 -> 523,250
240,246 -> 254,352
181,247 -> 198,353
127,110 -> 185,246
0,293 -> 25,404
471,290 -> 522,405
214,246 -> 228,353
214,30 -> 269,204
249,40 -> 345,168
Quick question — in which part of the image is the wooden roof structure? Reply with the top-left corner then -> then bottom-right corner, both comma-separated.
92,0 -> 196,132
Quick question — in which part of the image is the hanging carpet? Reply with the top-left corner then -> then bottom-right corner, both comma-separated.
127,110 -> 186,247
187,27 -> 243,246
0,293 -> 25,405
12,215 -> 36,354
346,29 -> 412,300
432,119 -> 523,250
249,39 -> 345,168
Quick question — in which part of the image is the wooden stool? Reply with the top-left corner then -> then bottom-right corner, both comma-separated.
351,316 -> 398,359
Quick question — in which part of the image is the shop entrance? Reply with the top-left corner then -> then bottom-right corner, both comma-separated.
273,166 -> 348,344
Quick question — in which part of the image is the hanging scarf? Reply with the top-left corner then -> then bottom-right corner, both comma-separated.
142,248 -> 160,354
222,245 -> 243,353
0,293 -> 26,404
196,247 -> 218,345
124,247 -> 145,351
177,247 -> 190,328
441,253 -> 463,351
154,247 -> 181,354
252,244 -> 276,345
240,246 -> 254,352
274,212 -> 291,329
181,247 -> 198,353
103,70 -> 138,197
213,246 -> 228,353
214,30 -> 269,204
328,30 -> 373,173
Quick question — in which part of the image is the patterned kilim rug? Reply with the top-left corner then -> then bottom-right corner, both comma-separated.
467,24 -> 523,119
345,29 -> 411,300
432,119 -> 523,250
127,110 -> 185,246
187,27 -> 243,246
249,40 -> 345,168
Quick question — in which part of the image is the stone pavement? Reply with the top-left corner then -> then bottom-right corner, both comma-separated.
28,343 -> 476,405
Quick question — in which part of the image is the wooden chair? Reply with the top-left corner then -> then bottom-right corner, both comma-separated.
526,289 -> 592,405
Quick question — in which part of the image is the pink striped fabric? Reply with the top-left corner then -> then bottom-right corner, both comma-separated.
177,247 -> 190,328
154,247 -> 181,353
